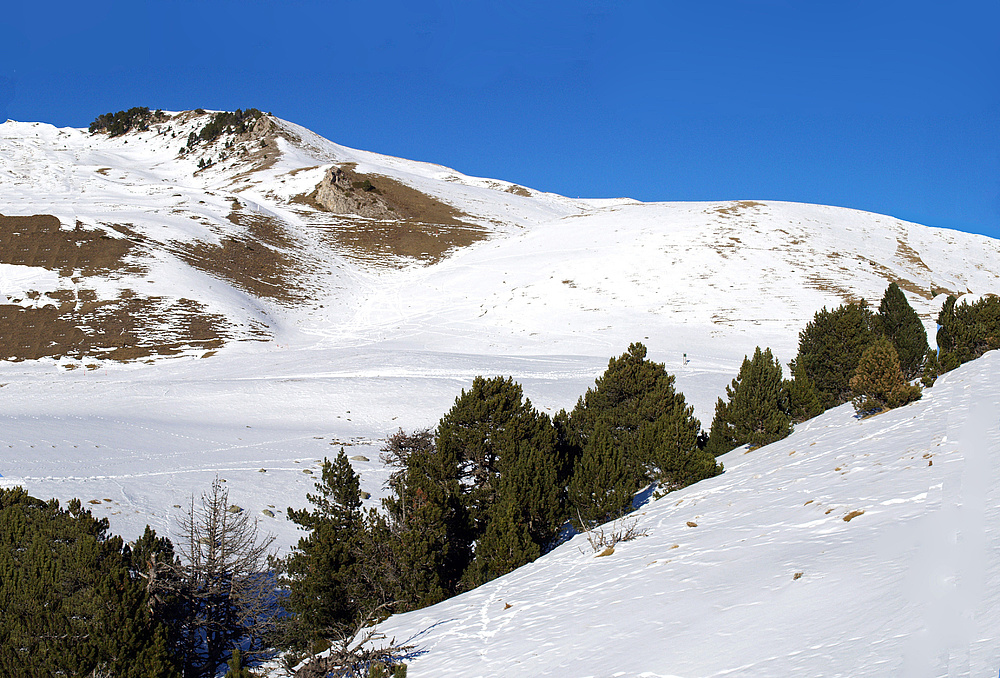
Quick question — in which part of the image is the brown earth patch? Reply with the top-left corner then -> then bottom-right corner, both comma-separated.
505,184 -> 531,197
292,163 -> 487,265
712,201 -> 766,218
309,220 -> 489,265
170,235 -> 304,305
0,293 -> 228,362
0,214 -> 141,276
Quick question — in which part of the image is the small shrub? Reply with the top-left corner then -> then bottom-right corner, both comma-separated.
578,515 -> 647,554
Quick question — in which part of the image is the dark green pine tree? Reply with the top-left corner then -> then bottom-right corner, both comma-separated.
434,376 -> 563,588
464,410 -> 562,587
876,282 -> 928,379
936,294 -> 1000,366
380,440 -> 468,610
567,421 -> 635,528
0,487 -> 177,678
224,648 -> 252,678
705,347 -> 791,456
566,342 -> 717,524
284,449 -> 365,648
784,359 -> 825,423
794,301 -> 875,409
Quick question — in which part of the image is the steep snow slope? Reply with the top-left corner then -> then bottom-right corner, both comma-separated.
372,352 -> 1000,677
2,112 -> 1000,555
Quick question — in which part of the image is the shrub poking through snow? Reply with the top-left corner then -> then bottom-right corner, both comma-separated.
849,336 -> 921,416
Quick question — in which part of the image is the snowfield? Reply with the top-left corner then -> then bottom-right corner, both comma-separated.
1,112 -> 1000,675
373,352 -> 1000,677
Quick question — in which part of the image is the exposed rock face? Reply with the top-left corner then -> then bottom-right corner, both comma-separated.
314,166 -> 397,219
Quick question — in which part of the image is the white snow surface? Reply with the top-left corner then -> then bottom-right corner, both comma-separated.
1,114 -> 1000,674
373,353 -> 1000,677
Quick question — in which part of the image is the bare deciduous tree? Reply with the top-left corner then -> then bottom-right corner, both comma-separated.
158,478 -> 280,677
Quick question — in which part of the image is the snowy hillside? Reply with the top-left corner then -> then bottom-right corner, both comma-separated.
2,111 -> 1000,556
373,352 -> 1000,677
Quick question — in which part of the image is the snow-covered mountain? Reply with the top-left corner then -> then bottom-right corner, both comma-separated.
1,110 -> 999,583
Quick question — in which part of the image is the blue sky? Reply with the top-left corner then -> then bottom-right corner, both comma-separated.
3,1 -> 999,238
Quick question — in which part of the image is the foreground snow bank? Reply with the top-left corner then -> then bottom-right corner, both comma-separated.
373,353 -> 1000,677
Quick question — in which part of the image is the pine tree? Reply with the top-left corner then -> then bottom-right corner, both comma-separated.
284,450 -> 365,648
435,376 -> 562,587
936,294 -> 1000,366
566,342 -> 717,523
705,347 -> 791,455
795,301 -> 875,408
849,336 -> 922,415
876,283 -> 928,379
224,648 -> 252,678
567,421 -> 635,528
784,359 -> 825,423
0,488 -> 178,677
380,439 -> 467,610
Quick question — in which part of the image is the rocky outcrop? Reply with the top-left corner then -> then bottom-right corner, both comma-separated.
314,166 -> 398,219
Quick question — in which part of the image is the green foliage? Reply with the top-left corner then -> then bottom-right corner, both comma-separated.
284,450 -> 365,648
784,359 -> 825,423
198,108 -> 263,143
351,179 -> 382,194
567,421 -> 636,526
224,648 -> 252,678
0,487 -> 178,678
380,440 -> 465,608
876,283 -> 928,379
849,336 -> 921,415
436,376 -> 563,588
936,294 -> 1000,366
705,347 -> 791,455
89,107 -> 165,136
795,301 -> 875,409
920,349 -> 941,387
369,661 -> 407,678
566,342 -> 718,526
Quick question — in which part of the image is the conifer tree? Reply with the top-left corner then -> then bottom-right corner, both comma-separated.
224,648 -> 252,678
0,488 -> 178,678
436,376 -> 563,588
784,359 -> 824,423
794,301 -> 874,408
849,336 -> 921,415
284,450 -> 365,648
936,294 -> 1000,365
566,342 -> 717,522
876,283 -> 928,379
567,421 -> 635,527
380,438 -> 467,609
705,347 -> 791,456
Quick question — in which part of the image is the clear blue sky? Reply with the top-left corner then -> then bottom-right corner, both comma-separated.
3,1 -> 998,238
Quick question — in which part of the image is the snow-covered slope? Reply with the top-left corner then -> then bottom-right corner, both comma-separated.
373,352 -> 1000,677
2,112 -> 1000,558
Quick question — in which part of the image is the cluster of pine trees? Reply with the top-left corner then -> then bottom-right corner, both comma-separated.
704,282 -> 942,458
277,345 -> 722,661
89,107 -> 167,136
1,480 -> 282,678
